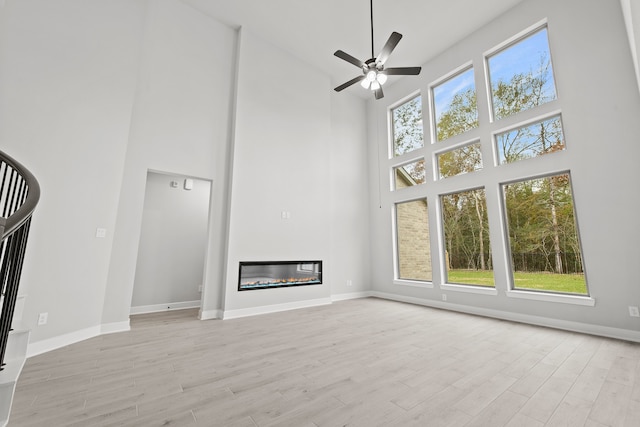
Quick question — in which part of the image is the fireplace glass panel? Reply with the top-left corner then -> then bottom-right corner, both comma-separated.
238,261 -> 322,291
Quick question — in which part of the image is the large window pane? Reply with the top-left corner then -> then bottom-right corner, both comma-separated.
438,142 -> 482,179
441,188 -> 494,287
502,174 -> 587,295
395,199 -> 432,282
433,68 -> 478,142
496,115 -> 565,164
488,27 -> 557,120
394,159 -> 426,190
392,96 -> 424,157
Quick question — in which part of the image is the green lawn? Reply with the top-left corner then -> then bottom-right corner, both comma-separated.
447,269 -> 587,294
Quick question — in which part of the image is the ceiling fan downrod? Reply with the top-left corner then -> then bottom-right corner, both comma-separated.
369,0 -> 375,59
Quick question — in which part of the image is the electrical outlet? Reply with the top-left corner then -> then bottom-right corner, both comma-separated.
198,285 -> 203,292
629,306 -> 640,317
442,294 -> 447,302
347,280 -> 352,287
37,312 -> 48,325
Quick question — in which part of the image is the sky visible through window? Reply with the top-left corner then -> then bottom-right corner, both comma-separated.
488,28 -> 554,89
489,28 -> 557,119
433,28 -> 555,128
496,115 -> 565,164
433,68 -> 476,125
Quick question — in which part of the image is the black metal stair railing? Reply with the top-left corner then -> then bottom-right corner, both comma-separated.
0,150 -> 39,370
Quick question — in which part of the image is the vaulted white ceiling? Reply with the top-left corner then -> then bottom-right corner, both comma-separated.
182,0 -> 526,96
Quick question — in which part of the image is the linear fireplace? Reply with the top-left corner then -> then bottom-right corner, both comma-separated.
238,260 -> 322,291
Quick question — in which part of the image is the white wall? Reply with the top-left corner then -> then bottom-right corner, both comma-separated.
329,92 -> 371,297
216,27 -> 372,317
221,28 -> 334,315
101,0 -> 237,327
131,172 -> 210,311
368,0 -> 640,339
0,0 -> 146,342
1,0 -> 371,348
0,0 -> 238,349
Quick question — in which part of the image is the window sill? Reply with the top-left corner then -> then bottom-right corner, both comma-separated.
394,279 -> 434,289
440,283 -> 498,295
506,290 -> 595,306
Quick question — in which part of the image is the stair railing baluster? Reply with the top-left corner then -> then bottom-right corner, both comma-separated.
0,150 -> 39,370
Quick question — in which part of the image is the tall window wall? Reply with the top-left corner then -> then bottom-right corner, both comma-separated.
389,22 -> 590,304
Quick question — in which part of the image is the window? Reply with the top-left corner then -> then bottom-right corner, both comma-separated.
386,22 -> 588,302
502,174 -> 587,295
441,188 -> 494,287
437,142 -> 483,179
433,67 -> 478,142
393,159 -> 426,190
488,27 -> 557,120
392,96 -> 424,156
496,115 -> 565,165
395,199 -> 432,282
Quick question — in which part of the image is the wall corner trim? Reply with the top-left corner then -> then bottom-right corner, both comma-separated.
199,309 -> 223,320
101,320 -> 131,335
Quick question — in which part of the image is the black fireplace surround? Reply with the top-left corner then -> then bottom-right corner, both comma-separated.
238,260 -> 322,291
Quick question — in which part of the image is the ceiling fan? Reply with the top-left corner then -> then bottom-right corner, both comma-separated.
334,0 -> 422,100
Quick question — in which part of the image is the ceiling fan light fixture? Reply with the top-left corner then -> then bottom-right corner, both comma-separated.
333,0 -> 421,99
365,70 -> 377,82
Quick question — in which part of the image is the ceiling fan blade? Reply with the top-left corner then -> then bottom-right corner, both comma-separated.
374,86 -> 384,100
334,75 -> 365,92
383,67 -> 422,75
376,32 -> 402,66
334,50 -> 365,68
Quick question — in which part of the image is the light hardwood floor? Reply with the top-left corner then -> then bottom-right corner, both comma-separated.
8,298 -> 640,426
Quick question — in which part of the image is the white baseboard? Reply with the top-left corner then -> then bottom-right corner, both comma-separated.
202,294 -> 370,320
199,309 -> 223,320
26,297 -> 331,358
222,297 -> 332,320
101,320 -> 130,335
26,321 -> 130,358
331,291 -> 373,302
130,300 -> 201,315
27,325 -> 101,358
371,291 -> 640,343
